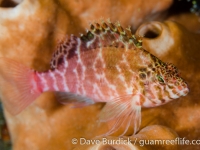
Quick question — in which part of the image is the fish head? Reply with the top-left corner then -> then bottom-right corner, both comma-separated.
139,55 -> 189,106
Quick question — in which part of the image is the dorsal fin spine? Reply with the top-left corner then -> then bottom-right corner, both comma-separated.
84,21 -> 142,48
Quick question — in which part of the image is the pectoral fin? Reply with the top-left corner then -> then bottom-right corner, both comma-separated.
98,95 -> 141,136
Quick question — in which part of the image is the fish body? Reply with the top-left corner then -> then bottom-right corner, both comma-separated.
0,21 -> 189,136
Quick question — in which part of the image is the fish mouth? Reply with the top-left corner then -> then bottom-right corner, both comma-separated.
183,88 -> 189,96
175,87 -> 189,97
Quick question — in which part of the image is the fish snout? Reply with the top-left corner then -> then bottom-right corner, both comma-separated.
177,81 -> 189,96
182,87 -> 189,96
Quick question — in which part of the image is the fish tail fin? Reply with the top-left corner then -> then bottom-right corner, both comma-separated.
0,58 -> 40,115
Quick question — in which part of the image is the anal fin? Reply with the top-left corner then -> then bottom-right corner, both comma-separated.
55,92 -> 95,108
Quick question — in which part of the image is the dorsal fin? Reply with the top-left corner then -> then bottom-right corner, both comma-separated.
50,21 -> 143,69
50,35 -> 79,69
80,21 -> 143,49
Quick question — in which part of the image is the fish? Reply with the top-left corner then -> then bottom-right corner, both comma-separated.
0,21 -> 189,136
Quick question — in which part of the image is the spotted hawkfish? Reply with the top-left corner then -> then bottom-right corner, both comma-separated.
0,21 -> 189,136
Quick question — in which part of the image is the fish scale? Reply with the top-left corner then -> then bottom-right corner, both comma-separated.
0,21 -> 189,136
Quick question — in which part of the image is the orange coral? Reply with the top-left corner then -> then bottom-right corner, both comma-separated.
0,0 -> 200,150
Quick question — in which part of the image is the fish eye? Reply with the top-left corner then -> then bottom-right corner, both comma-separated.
157,75 -> 165,84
